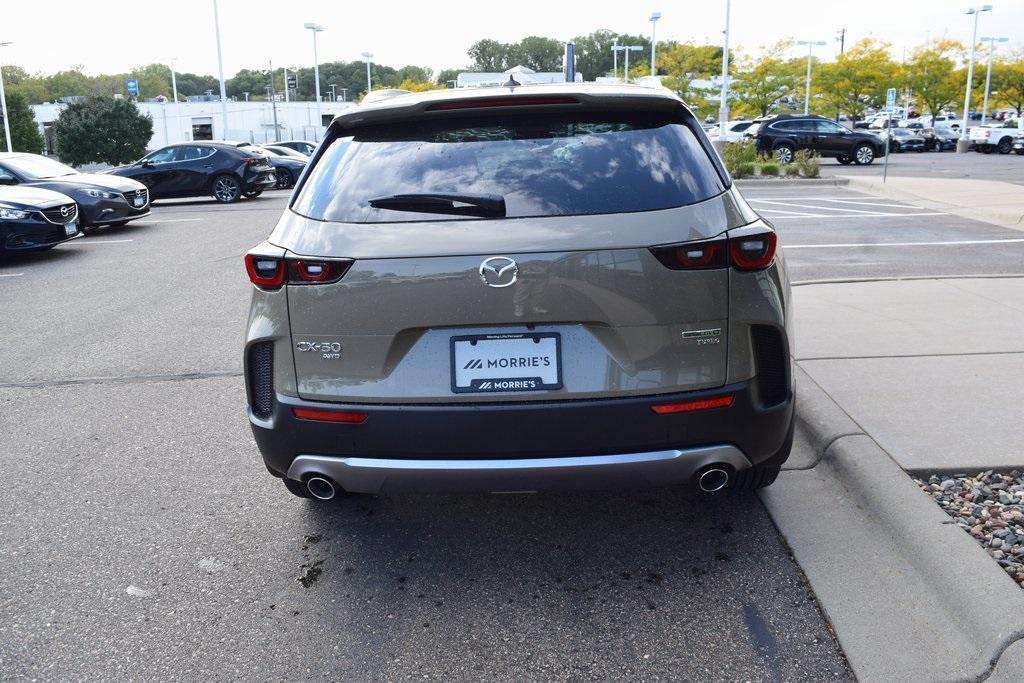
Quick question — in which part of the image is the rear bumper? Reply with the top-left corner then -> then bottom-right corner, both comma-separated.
250,378 -> 794,491
287,445 -> 752,494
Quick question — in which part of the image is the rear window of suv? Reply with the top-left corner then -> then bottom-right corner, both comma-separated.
291,111 -> 725,223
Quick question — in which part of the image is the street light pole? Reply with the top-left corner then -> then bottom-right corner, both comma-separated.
362,52 -> 374,95
797,40 -> 827,115
980,36 -> 1008,123
0,40 -> 13,153
649,12 -> 661,77
268,59 -> 279,143
623,46 -> 642,83
304,22 -> 324,125
958,5 -> 992,152
717,0 -> 731,143
329,84 -> 337,102
169,58 -> 181,142
612,40 -> 619,80
212,0 -> 229,138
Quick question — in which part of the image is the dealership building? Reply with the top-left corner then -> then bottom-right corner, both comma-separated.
29,99 -> 356,154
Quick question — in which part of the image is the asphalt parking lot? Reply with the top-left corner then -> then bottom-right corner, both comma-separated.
742,185 -> 1024,282
0,193 -> 852,680
820,145 -> 1024,184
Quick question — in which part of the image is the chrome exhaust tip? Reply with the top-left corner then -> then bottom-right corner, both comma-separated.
306,475 -> 337,501
697,467 -> 730,493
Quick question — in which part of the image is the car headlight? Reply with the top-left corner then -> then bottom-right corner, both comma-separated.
0,208 -> 29,220
84,189 -> 120,199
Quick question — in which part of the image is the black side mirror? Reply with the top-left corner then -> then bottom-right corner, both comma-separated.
141,160 -> 153,168
0,176 -> 15,186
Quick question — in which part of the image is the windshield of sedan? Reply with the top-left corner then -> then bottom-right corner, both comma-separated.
292,111 -> 726,223
4,155 -> 79,180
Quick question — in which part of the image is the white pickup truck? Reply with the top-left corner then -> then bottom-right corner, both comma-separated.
969,122 -> 1022,154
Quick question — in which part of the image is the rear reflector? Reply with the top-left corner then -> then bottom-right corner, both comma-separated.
651,395 -> 735,415
425,96 -> 579,111
292,407 -> 368,424
245,253 -> 353,290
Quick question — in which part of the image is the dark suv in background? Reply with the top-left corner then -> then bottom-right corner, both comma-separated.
107,141 -> 277,203
754,114 -> 886,165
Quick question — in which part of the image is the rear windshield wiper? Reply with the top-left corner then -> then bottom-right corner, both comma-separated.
367,193 -> 506,218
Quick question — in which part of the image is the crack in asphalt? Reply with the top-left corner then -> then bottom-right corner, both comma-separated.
0,370 -> 242,390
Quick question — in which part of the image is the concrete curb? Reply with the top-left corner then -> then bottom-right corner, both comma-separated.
733,177 -> 850,188
761,367 -> 1024,682
840,176 -> 1024,231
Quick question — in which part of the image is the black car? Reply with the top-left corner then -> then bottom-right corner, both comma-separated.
919,125 -> 958,152
255,145 -> 307,189
274,140 -> 316,156
754,114 -> 886,165
0,185 -> 80,255
888,127 -> 926,153
107,142 -> 277,203
0,153 -> 150,230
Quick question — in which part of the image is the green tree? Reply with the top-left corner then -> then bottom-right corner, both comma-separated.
508,36 -> 564,71
52,96 -> 152,166
571,30 -> 621,79
904,39 -> 965,118
658,42 -> 722,101
468,39 -> 509,71
816,38 -> 900,120
436,68 -> 461,86
732,40 -> 801,117
991,52 -> 1024,116
0,91 -> 44,153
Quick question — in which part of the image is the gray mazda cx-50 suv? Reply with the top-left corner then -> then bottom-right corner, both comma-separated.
244,84 -> 793,501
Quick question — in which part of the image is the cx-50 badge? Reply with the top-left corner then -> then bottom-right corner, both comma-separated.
296,340 -> 342,359
478,256 -> 518,288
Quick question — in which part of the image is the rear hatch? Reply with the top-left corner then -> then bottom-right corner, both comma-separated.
277,99 -> 741,404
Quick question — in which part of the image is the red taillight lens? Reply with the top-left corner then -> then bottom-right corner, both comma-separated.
244,253 -> 285,289
651,238 -> 727,270
289,260 -> 338,283
246,254 -> 353,289
292,407 -> 368,424
729,229 -> 777,271
651,395 -> 734,414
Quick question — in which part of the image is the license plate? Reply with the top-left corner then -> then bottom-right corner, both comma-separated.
451,333 -> 561,393
64,221 -> 77,236
133,197 -> 145,207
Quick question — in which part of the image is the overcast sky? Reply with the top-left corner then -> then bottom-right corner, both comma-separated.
1,0 -> 1021,78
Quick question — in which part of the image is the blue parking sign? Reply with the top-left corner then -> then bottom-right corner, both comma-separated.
126,79 -> 139,96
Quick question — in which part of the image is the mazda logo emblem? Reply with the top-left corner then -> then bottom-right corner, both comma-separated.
60,206 -> 72,217
478,256 -> 518,288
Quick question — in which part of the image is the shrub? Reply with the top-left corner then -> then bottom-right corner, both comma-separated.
721,139 -> 757,176
793,149 -> 821,178
759,162 -> 780,176
737,162 -> 757,178
53,96 -> 153,166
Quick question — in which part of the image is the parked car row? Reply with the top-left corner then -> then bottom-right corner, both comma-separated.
0,185 -> 81,256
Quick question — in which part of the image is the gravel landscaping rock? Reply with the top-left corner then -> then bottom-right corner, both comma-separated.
916,470 -> 1024,587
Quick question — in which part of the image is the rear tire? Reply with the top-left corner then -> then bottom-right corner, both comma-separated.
998,138 -> 1012,154
275,168 -> 294,189
774,144 -> 795,165
212,174 -> 241,203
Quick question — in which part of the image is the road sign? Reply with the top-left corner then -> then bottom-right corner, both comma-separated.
286,75 -> 297,90
885,87 -> 897,113
125,79 -> 139,96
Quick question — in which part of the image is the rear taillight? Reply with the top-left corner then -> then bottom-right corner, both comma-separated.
244,253 -> 285,288
650,226 -> 777,271
292,407 -> 368,424
728,227 -> 777,270
244,254 -> 352,290
651,238 -> 727,270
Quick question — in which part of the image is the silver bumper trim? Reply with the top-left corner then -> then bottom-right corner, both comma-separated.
286,445 -> 751,494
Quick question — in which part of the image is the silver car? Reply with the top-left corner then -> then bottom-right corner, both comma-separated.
244,84 -> 793,501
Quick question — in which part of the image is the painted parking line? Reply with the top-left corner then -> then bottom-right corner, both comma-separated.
757,210 -> 945,219
70,239 -> 134,245
752,199 -> 891,215
0,272 -> 25,278
151,218 -> 203,223
787,238 -> 1024,249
